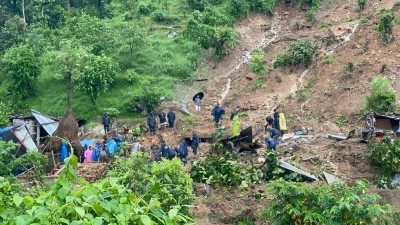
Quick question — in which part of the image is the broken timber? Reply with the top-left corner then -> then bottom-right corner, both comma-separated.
277,160 -> 318,181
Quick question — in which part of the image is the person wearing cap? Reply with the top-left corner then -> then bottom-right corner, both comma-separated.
158,109 -> 167,130
178,140 -> 188,165
147,112 -> 157,135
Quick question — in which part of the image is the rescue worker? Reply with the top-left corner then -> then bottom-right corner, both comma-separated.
211,103 -> 225,127
279,112 -> 287,135
158,109 -> 167,129
147,112 -> 157,135
265,137 -> 276,151
267,127 -> 280,142
178,140 -> 188,165
102,113 -> 111,134
191,132 -> 200,157
195,95 -> 201,112
230,106 -> 240,137
273,109 -> 280,131
167,109 -> 176,128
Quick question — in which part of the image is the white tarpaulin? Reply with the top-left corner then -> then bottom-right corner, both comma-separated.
13,126 -> 37,152
32,110 -> 59,136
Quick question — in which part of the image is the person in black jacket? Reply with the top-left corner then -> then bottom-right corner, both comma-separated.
191,132 -> 199,157
102,113 -> 111,134
147,112 -> 156,135
167,109 -> 176,128
158,109 -> 167,130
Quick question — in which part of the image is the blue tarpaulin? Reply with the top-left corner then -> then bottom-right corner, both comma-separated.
80,139 -> 95,147
0,126 -> 13,139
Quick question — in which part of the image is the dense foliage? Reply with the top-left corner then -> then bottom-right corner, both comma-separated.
364,76 -> 396,113
108,153 -> 194,214
0,102 -> 11,127
191,153 -> 264,187
368,138 -> 400,188
272,39 -> 317,68
249,51 -> 267,76
263,179 -> 392,225
0,0 -> 322,118
0,153 -> 194,224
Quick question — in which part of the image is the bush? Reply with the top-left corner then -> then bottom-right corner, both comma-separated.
272,54 -> 289,68
152,10 -> 167,22
138,3 -> 155,15
376,13 -> 394,44
0,102 -> 11,127
368,139 -> 400,187
286,39 -> 317,66
229,0 -> 250,18
273,39 -> 317,68
364,76 -> 396,112
252,79 -> 264,91
191,153 -> 264,187
249,52 -> 267,76
358,0 -> 367,10
109,153 -> 194,214
186,0 -> 206,11
263,179 -> 392,224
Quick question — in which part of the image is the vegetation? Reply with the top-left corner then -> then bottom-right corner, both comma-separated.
272,39 -> 317,68
358,0 -> 367,10
364,76 -> 396,113
0,102 -> 11,127
376,13 -> 395,44
368,139 -> 400,188
263,179 -> 392,224
249,51 -> 267,76
108,153 -> 194,214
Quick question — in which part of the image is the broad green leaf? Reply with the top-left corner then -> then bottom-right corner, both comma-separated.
75,206 -> 85,217
13,194 -> 23,207
140,215 -> 152,225
168,207 -> 178,219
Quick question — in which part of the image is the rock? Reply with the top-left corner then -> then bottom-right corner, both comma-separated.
391,174 -> 400,188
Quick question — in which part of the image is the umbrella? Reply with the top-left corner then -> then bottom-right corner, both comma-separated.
192,92 -> 204,102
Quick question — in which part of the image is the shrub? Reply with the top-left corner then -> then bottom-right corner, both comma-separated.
273,39 -> 317,68
263,179 -> 392,224
108,153 -> 194,214
376,13 -> 394,44
138,3 -> 155,15
272,54 -> 289,68
0,102 -> 11,127
229,0 -> 250,18
191,153 -> 264,187
252,79 -> 264,91
358,0 -> 367,10
364,76 -> 396,112
322,55 -> 335,64
287,39 -> 317,66
368,139 -> 400,188
249,52 -> 267,76
152,10 -> 167,22
186,0 -> 206,11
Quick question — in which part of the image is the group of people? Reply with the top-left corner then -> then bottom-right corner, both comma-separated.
264,109 -> 287,151
155,132 -> 200,165
147,109 -> 176,136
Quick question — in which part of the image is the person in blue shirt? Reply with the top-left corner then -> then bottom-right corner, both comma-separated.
191,132 -> 199,157
167,147 -> 177,160
266,127 -> 280,142
211,103 -> 225,127
178,141 -> 188,165
92,142 -> 101,162
265,137 -> 276,151
106,139 -> 118,156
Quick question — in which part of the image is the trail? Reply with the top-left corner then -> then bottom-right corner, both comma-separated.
219,26 -> 279,104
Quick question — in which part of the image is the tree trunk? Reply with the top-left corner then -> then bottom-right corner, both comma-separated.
21,0 -> 26,23
67,72 -> 72,109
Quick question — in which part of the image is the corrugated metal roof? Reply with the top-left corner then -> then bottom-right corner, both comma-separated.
13,126 -> 37,152
31,110 -> 59,136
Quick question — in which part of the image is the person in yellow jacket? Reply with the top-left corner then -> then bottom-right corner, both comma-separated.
278,112 -> 287,135
230,106 -> 240,137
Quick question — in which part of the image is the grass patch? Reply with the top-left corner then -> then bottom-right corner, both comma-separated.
183,114 -> 196,124
322,55 -> 335,64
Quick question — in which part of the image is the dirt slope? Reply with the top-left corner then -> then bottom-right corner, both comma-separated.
148,1 -> 400,224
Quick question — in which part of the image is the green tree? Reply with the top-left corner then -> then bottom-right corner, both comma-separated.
364,76 -> 396,112
117,22 -> 146,61
263,179 -> 392,224
1,44 -> 40,101
43,40 -> 91,109
229,0 -> 250,18
0,16 -> 27,54
75,54 -> 119,105
0,102 -> 11,127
